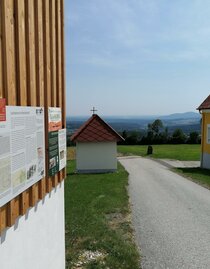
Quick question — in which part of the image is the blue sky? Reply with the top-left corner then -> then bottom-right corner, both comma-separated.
65,0 -> 210,116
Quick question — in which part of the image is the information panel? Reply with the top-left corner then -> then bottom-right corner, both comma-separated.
48,107 -> 62,132
48,107 -> 66,176
58,128 -> 67,171
0,98 -> 6,122
0,106 -> 45,207
48,131 -> 59,176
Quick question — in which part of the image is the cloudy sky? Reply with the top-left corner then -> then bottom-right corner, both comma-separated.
65,0 -> 210,116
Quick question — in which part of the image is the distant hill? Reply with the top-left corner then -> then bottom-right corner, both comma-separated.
67,112 -> 201,135
159,112 -> 200,120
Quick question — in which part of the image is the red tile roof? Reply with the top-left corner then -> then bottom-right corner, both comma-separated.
197,95 -> 210,110
70,114 -> 124,142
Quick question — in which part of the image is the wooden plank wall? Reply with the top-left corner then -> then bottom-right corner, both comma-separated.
0,0 -> 65,232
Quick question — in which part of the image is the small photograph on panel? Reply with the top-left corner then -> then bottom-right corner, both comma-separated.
49,157 -> 56,169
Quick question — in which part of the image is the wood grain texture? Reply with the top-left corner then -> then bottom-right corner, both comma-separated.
0,0 -> 66,233
43,0 -> 53,193
61,0 -> 66,180
0,0 -> 4,98
0,206 -> 7,231
25,0 -> 36,106
34,0 -> 46,199
2,0 -> 17,105
15,0 -> 27,105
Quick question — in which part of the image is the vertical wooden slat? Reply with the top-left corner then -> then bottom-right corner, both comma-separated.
25,0 -> 39,206
0,0 -> 4,98
50,0 -> 58,187
2,0 -> 17,105
29,182 -> 39,207
20,190 -> 30,216
0,1 -> 6,230
50,0 -> 57,106
2,0 -> 20,227
15,0 -> 30,216
61,0 -> 66,128
43,0 -> 53,193
35,0 -> 44,106
56,0 -> 62,108
7,197 -> 20,227
35,0 -> 46,199
0,206 -> 7,231
61,0 -> 66,180
15,0 -> 27,106
25,0 -> 36,106
56,0 -> 62,183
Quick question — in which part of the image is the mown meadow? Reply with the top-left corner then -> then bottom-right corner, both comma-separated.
65,160 -> 140,269
118,144 -> 201,161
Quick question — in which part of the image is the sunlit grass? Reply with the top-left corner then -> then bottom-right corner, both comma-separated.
118,144 -> 200,161
65,160 -> 140,269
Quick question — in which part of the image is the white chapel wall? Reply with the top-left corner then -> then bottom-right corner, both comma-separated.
76,142 -> 117,171
0,182 -> 65,269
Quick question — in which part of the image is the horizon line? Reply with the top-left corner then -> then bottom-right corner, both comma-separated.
66,111 -> 199,118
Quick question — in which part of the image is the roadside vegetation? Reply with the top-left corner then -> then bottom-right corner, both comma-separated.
65,160 -> 140,269
175,167 -> 210,189
118,144 -> 200,161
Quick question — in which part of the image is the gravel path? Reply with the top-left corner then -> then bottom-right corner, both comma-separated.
119,157 -> 210,269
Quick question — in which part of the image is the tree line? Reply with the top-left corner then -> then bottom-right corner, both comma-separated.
120,119 -> 201,145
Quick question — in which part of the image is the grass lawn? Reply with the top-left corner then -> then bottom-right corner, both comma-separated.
65,160 -> 140,269
118,144 -> 201,161
67,146 -> 76,160
175,167 -> 210,189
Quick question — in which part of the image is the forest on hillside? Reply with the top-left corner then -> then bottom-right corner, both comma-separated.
67,118 -> 201,146
118,119 -> 201,145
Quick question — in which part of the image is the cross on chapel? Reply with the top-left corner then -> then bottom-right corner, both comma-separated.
91,107 -> 97,115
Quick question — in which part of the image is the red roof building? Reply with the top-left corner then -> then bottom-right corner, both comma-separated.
197,95 -> 210,111
71,114 -> 124,173
71,114 -> 124,142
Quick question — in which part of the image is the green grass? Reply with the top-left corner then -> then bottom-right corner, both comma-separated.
65,161 -> 140,269
67,146 -> 76,160
118,144 -> 201,161
175,167 -> 210,189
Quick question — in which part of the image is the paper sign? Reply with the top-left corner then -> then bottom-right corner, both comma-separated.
48,128 -> 67,176
48,131 -> 59,176
48,107 -> 62,131
0,106 -> 45,207
0,98 -> 6,122
58,129 -> 67,171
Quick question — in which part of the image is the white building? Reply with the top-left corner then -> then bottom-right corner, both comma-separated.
71,114 -> 124,173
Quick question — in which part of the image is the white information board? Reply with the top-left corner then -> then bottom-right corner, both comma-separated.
0,106 -> 45,207
58,128 -> 67,171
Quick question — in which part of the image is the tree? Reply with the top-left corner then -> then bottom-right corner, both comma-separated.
146,119 -> 164,144
188,131 -> 199,144
122,130 -> 128,140
161,127 -> 169,143
151,119 -> 164,134
126,131 -> 140,145
171,128 -> 186,144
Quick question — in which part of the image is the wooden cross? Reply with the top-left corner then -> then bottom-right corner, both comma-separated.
91,107 -> 97,115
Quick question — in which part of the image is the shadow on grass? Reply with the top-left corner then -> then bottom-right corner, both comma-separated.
177,167 -> 210,176
176,167 -> 210,189
67,172 -> 76,176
